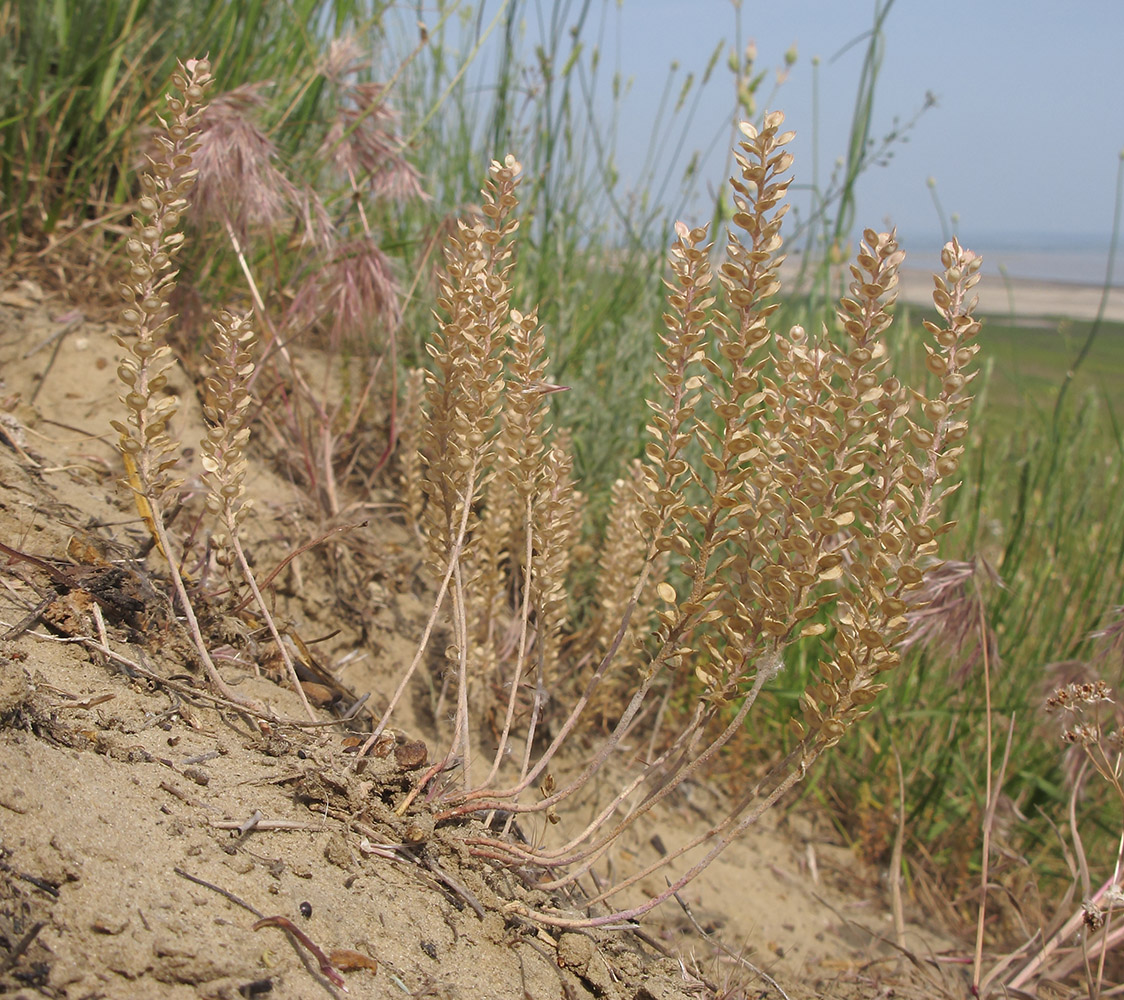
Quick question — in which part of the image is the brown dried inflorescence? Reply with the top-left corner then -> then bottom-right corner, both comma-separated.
114,59 -> 214,504
899,556 -> 1000,680
112,59 -> 267,711
109,64 -> 983,932
191,84 -> 306,245
201,311 -> 256,536
372,111 -> 983,928
111,62 -> 321,722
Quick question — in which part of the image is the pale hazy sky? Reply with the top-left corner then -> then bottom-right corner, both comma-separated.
594,0 -> 1124,247
404,1 -> 1124,280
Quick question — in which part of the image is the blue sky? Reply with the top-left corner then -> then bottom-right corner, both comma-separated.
594,0 -> 1124,249
401,1 -> 1124,280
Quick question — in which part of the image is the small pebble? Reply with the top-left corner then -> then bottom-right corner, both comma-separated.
394,739 -> 428,770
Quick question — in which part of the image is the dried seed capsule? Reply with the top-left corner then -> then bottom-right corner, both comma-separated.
923,399 -> 949,422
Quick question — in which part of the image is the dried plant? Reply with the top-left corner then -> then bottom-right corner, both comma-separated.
109,58 -> 983,936
963,611 -> 1124,999
317,35 -> 426,203
289,234 -> 402,344
1047,680 -> 1123,798
180,40 -> 426,522
406,154 -> 518,786
988,681 -> 1124,997
112,62 -> 317,721
585,461 -> 670,728
366,113 -> 984,928
398,367 -> 428,533
111,57 -> 257,710
900,556 -> 1001,681
191,83 -> 307,248
201,310 -> 316,720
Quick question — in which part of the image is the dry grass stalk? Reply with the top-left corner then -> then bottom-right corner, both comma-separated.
186,43 -> 423,520
987,681 -> 1124,996
590,460 -> 667,674
900,556 -> 1000,680
359,156 -> 522,775
374,112 -> 983,928
191,83 -> 305,247
582,462 -> 670,737
201,311 -> 316,721
398,367 -> 428,534
111,62 -> 326,721
111,58 -> 261,711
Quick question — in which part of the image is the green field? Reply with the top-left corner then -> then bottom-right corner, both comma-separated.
970,314 -> 1124,424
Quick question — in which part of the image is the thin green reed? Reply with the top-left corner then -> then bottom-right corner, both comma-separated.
832,0 -> 895,249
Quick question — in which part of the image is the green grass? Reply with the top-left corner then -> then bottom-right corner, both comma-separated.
959,314 -> 1124,428
0,0 -> 389,248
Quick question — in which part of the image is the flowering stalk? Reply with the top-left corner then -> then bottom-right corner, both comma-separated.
112,59 -> 261,712
380,115 -> 985,930
201,312 -> 317,721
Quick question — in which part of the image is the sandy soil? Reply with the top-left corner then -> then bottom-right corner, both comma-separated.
0,281 -> 973,999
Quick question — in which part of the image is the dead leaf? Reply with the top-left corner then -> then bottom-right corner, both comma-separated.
330,948 -> 378,974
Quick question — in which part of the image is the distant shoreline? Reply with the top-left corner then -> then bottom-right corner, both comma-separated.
776,256 -> 1124,323
896,267 -> 1124,323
